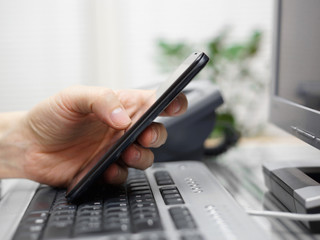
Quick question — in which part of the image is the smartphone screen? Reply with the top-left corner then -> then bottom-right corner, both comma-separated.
66,52 -> 209,202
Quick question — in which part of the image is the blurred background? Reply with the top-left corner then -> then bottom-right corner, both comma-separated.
0,0 -> 273,137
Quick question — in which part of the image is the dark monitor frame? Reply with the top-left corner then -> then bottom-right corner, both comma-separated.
270,0 -> 320,150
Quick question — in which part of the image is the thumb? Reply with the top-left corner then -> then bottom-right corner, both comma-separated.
59,86 -> 132,129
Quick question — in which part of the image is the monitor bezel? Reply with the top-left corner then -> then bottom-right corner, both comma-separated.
270,0 -> 320,150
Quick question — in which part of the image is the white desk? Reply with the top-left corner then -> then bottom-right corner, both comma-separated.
205,136 -> 320,240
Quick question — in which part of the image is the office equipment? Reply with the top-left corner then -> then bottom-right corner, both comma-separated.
1,161 -> 267,240
263,161 -> 320,232
154,79 -> 223,162
264,0 -> 320,232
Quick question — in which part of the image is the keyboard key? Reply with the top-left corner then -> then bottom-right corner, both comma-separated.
42,221 -> 73,239
133,218 -> 162,232
154,171 -> 175,186
103,222 -> 130,233
30,188 -> 57,211
128,185 -> 151,192
163,193 -> 182,199
74,221 -> 102,235
13,232 -> 41,240
76,215 -> 102,224
161,189 -> 179,195
169,207 -> 197,230
181,234 -> 204,240
160,187 -> 185,205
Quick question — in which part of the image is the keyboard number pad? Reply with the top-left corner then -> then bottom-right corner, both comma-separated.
127,170 -> 163,232
103,189 -> 131,234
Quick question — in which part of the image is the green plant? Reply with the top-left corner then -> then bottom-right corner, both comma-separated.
156,29 -> 269,137
157,29 -> 262,81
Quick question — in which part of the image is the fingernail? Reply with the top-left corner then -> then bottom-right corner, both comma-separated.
133,145 -> 141,161
151,127 -> 158,144
172,97 -> 182,114
111,107 -> 131,127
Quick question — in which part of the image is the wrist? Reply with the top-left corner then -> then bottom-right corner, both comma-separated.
0,112 -> 29,179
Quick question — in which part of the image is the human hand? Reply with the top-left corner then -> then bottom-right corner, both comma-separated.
2,86 -> 187,188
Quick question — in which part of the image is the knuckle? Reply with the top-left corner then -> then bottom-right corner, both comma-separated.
101,88 -> 115,96
98,88 -> 116,101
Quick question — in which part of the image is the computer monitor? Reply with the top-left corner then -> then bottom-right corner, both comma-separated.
266,0 -> 320,232
270,0 -> 320,150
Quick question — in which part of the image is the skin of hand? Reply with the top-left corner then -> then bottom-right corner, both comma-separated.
0,86 -> 187,188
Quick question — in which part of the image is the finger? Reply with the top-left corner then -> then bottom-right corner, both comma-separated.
121,144 -> 154,170
161,93 -> 188,116
137,123 -> 167,148
114,89 -> 155,117
59,86 -> 132,129
102,163 -> 128,184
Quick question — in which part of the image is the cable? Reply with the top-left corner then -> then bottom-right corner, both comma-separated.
247,210 -> 320,221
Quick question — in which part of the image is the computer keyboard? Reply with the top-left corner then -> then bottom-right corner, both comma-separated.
11,161 -> 268,240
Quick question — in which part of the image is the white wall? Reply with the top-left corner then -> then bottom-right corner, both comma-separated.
0,0 -> 96,111
118,0 -> 273,88
0,0 -> 273,111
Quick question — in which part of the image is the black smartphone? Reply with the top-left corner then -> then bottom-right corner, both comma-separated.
66,52 -> 209,202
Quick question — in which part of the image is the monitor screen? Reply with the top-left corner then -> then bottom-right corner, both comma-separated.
270,0 -> 320,149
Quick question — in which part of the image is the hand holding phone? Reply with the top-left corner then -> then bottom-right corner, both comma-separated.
66,52 -> 209,202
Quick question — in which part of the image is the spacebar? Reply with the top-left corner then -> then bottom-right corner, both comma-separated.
25,187 -> 57,213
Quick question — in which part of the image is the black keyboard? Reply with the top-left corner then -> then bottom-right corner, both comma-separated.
12,168 -> 200,240
8,161 -> 269,240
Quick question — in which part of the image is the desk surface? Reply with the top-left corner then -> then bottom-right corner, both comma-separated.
204,136 -> 320,240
